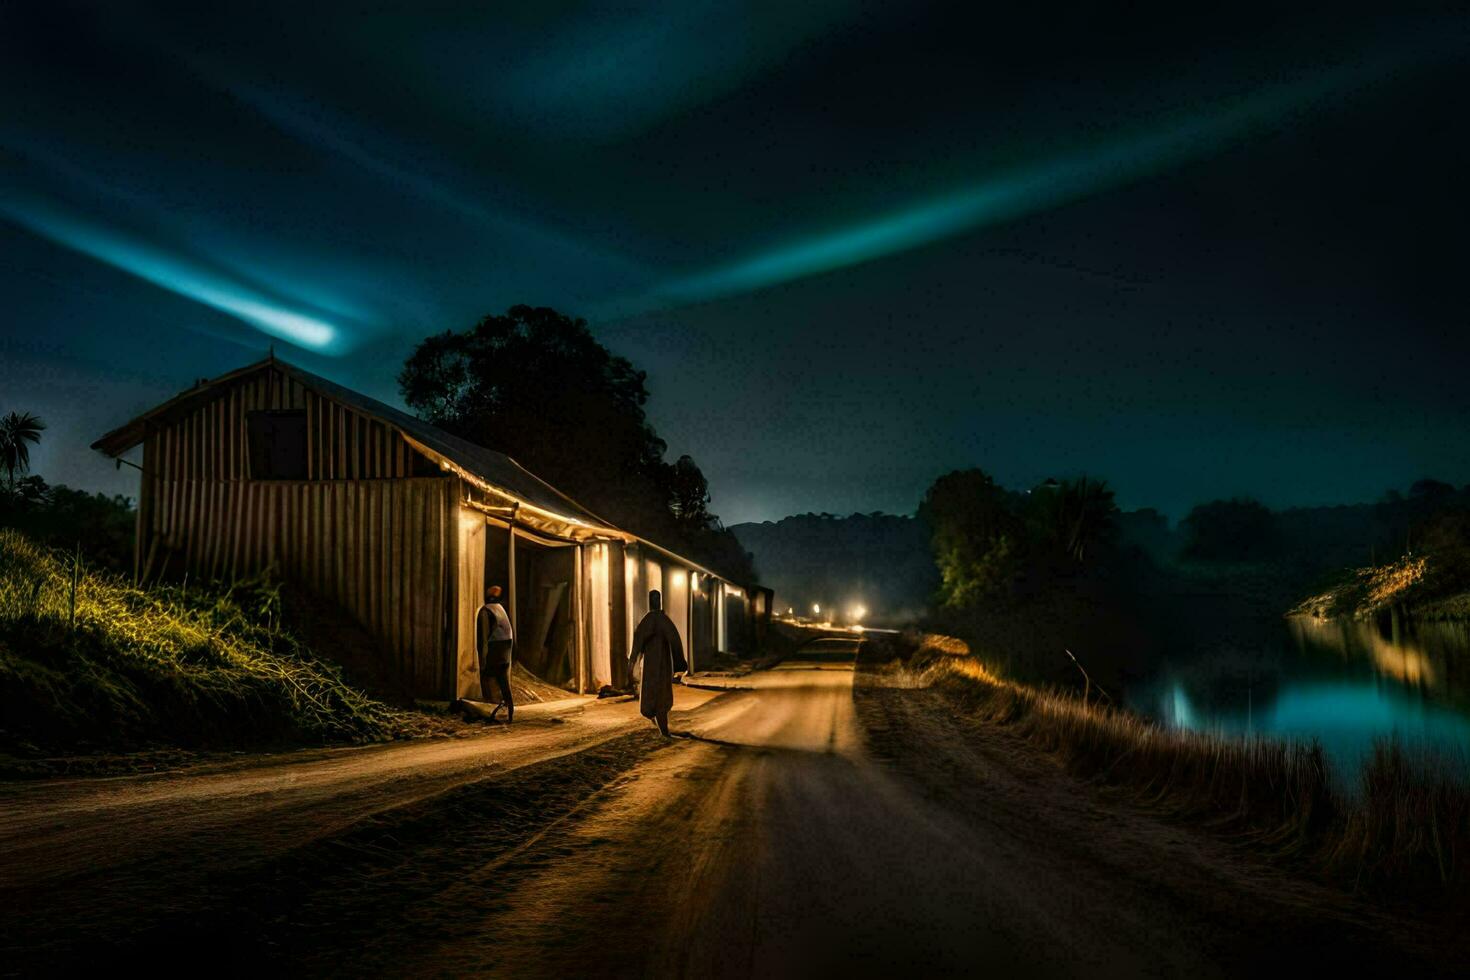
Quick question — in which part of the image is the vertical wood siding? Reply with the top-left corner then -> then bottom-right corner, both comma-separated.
138,366 -> 454,697
143,368 -> 431,483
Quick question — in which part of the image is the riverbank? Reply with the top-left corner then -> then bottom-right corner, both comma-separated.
1293,550 -> 1470,621
864,633 -> 1470,906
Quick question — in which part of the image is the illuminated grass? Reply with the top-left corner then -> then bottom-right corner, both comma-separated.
1294,549 -> 1470,621
903,644 -> 1470,898
0,530 -> 398,754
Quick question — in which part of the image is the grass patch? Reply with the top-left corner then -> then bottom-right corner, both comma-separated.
892,638 -> 1470,902
0,529 -> 401,756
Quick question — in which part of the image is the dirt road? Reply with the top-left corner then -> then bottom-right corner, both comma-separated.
390,640 -> 1451,978
0,689 -> 720,966
3,640 -> 1460,976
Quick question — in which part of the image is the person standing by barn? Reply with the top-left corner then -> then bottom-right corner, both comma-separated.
478,585 -> 515,723
629,589 -> 687,737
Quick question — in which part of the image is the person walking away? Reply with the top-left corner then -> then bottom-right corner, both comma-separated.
477,585 -> 515,722
629,589 -> 687,737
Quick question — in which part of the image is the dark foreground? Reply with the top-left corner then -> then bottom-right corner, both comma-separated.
2,640 -> 1463,977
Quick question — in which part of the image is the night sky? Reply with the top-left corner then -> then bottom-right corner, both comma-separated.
3,2 -> 1467,525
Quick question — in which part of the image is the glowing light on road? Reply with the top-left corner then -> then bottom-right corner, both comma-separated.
812,603 -> 821,615
851,604 -> 867,622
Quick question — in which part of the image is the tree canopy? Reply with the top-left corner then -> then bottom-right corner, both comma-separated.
918,469 -> 1118,608
1179,498 -> 1280,562
399,305 -> 754,582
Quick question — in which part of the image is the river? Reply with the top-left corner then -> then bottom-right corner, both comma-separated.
1126,607 -> 1470,781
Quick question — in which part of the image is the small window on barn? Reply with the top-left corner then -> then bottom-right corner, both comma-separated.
247,410 -> 308,480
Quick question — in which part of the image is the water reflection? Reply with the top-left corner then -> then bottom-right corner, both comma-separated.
1133,612 -> 1470,780
1289,616 -> 1437,687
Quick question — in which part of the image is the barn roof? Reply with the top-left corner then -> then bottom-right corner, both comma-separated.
93,357 -> 743,580
91,357 -> 617,534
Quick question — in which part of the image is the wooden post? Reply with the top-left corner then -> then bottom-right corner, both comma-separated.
444,491 -> 459,700
507,529 -> 517,637
573,544 -> 586,694
608,541 -> 628,688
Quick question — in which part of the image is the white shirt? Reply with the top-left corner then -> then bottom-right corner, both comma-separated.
480,601 -> 513,642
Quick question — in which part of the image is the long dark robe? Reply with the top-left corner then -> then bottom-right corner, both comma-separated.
629,609 -> 687,719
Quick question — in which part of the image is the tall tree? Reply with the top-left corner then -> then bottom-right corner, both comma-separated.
0,411 -> 44,490
920,470 -> 1123,608
918,469 -> 1023,607
666,455 -> 712,532
399,306 -> 753,582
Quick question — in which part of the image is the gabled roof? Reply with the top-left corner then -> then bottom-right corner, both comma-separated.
91,357 -> 617,534
93,357 -> 739,581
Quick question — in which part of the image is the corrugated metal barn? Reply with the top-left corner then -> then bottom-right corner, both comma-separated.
92,357 -> 766,700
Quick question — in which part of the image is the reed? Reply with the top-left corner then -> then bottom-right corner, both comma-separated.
911,647 -> 1470,899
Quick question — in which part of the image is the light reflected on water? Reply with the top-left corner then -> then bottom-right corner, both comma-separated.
1139,613 -> 1470,780
1288,615 -> 1438,687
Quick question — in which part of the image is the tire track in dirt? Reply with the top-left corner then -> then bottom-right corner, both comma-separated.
2,730 -> 674,974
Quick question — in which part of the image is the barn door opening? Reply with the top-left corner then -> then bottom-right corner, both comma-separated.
512,532 -> 577,689
483,523 -> 511,609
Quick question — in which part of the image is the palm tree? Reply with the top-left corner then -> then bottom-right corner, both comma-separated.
1056,476 -> 1117,563
0,411 -> 45,489
1030,476 -> 1117,564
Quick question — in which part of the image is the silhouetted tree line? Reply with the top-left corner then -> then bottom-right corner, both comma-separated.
0,476 -> 135,572
399,305 -> 755,583
1175,479 -> 1470,571
0,409 -> 135,570
1376,479 -> 1470,557
916,472 -> 1470,617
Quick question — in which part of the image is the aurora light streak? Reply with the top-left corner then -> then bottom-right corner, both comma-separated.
657,62 -> 1385,303
0,190 -> 341,352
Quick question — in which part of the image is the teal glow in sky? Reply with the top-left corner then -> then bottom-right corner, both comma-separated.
658,62 -> 1375,303
3,2 -> 1467,526
0,191 -> 342,351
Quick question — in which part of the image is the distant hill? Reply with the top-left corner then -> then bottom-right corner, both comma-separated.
731,513 -> 937,626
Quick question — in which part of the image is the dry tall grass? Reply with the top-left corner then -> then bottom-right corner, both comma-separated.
0,529 -> 397,755
908,646 -> 1470,900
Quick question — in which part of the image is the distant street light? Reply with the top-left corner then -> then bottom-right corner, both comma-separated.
851,604 -> 867,622
812,603 -> 821,615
